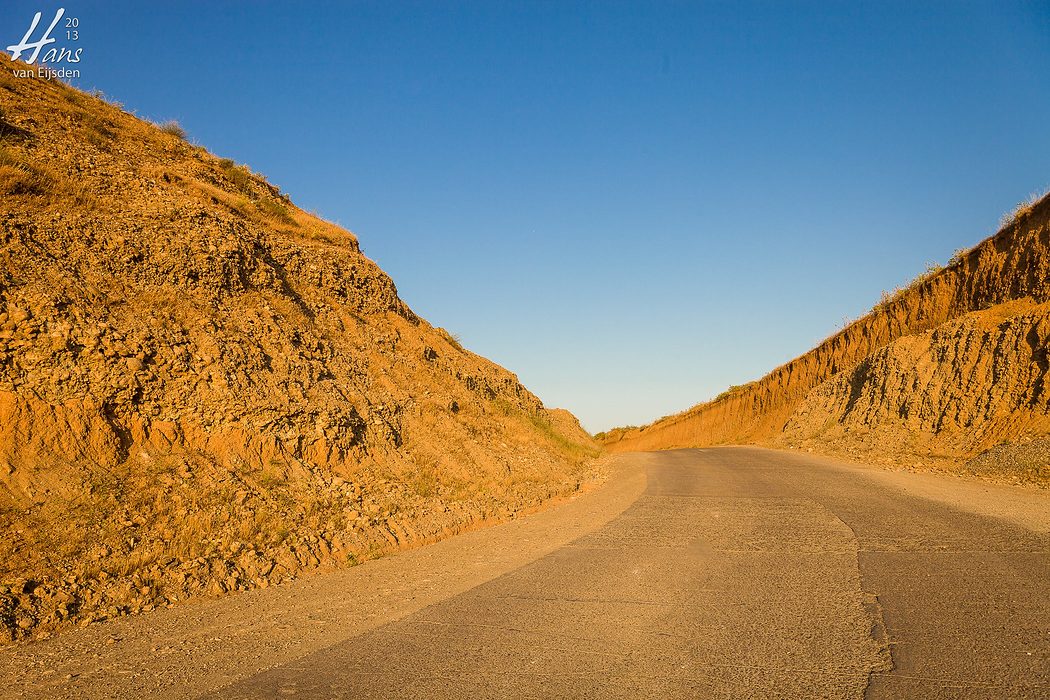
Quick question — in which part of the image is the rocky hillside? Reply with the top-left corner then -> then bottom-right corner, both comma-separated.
0,56 -> 597,644
603,191 -> 1050,485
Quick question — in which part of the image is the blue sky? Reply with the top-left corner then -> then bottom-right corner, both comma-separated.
4,1 -> 1049,431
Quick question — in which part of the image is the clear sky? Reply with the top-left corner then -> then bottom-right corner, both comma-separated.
4,1 -> 1049,432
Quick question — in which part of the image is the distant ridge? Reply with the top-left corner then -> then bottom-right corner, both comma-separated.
603,191 -> 1050,485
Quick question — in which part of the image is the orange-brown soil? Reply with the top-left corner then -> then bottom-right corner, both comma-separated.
0,56 -> 597,644
604,193 -> 1050,485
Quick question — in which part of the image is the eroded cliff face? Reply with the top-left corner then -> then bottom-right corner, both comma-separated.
0,57 -> 597,643
778,300 -> 1050,466
604,193 -> 1050,483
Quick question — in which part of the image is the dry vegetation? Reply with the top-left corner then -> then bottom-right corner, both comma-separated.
156,120 -> 187,140
1000,188 -> 1048,230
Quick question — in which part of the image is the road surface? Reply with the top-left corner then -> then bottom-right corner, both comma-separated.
3,447 -> 1047,699
207,448 -> 1049,699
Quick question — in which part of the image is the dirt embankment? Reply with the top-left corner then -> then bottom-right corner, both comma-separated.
604,192 -> 1050,483
0,56 -> 598,644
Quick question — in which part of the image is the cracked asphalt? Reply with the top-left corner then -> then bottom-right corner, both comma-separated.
4,448 -> 1047,699
207,448 -> 1049,699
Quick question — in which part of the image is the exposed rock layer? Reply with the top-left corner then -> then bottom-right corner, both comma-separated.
0,56 -> 597,643
604,193 -> 1050,484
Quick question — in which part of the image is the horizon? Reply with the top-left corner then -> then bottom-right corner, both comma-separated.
3,1 -> 1048,431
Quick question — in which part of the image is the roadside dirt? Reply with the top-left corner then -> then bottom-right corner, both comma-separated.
0,454 -> 646,700
736,445 -> 1050,533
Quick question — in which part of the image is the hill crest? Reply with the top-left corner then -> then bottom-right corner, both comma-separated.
603,190 -> 1050,483
0,55 -> 598,643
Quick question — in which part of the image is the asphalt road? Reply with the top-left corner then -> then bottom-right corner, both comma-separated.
206,448 -> 1050,699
